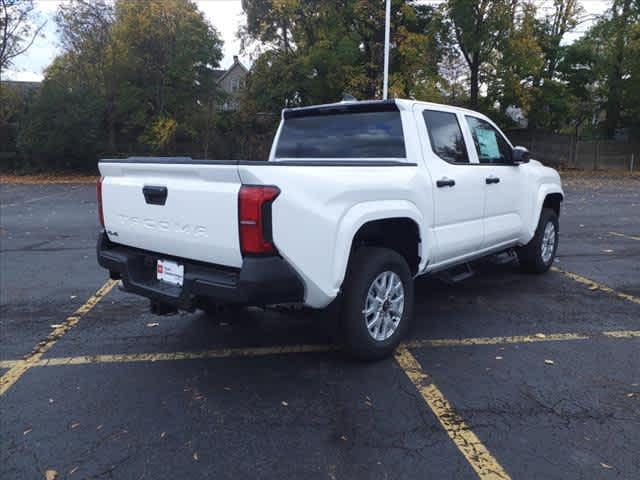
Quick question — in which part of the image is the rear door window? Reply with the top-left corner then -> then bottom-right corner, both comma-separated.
422,110 -> 469,164
275,111 -> 406,159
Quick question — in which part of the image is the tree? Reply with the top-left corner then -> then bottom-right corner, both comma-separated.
240,0 -> 446,113
56,0 -> 116,149
111,0 -> 223,150
446,0 -> 517,109
17,0 -> 225,169
559,0 -> 640,137
17,55 -> 105,170
534,0 -> 582,82
0,0 -> 46,78
602,0 -> 635,137
488,2 -> 543,120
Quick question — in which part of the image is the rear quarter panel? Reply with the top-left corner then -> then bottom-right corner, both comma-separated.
238,163 -> 431,308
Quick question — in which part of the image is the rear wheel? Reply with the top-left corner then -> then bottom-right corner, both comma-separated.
517,208 -> 559,273
341,247 -> 414,360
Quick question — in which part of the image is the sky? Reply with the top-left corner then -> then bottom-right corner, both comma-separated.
5,0 -> 612,82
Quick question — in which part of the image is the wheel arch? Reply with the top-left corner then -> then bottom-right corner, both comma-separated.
333,201 -> 425,294
524,185 -> 564,242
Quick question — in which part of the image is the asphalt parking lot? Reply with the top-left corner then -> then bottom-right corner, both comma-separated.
1,174 -> 639,479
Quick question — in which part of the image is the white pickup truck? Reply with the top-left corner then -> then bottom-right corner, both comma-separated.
97,99 -> 563,359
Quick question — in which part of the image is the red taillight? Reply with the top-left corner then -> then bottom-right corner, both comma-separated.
97,177 -> 105,228
238,185 -> 280,255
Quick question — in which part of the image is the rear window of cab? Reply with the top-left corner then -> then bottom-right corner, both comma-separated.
275,110 -> 406,159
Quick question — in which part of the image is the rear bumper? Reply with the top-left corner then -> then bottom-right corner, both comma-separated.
97,233 -> 304,310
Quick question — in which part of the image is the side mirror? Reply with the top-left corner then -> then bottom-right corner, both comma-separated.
512,146 -> 530,164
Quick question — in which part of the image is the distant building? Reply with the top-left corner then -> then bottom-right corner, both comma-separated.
213,55 -> 249,111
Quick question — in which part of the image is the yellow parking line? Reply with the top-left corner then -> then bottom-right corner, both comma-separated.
404,332 -> 589,349
602,330 -> 640,339
395,346 -> 511,479
0,280 -> 117,396
0,360 -> 19,369
609,231 -> 640,241
1,330 -> 638,369
35,344 -> 336,367
551,267 -> 640,305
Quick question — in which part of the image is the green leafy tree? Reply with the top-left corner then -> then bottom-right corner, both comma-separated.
601,0 -> 637,137
17,55 -> 105,170
488,2 -> 543,119
446,0 -> 516,109
526,0 -> 583,129
55,0 -> 116,149
18,0 -> 225,169
558,0 -> 640,137
111,0 -> 223,150
240,0 -> 446,114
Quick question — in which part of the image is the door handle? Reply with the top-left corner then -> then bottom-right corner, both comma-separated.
142,185 -> 168,205
485,176 -> 500,185
436,177 -> 456,188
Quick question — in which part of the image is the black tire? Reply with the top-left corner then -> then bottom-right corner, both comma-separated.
517,208 -> 559,273
341,247 -> 414,360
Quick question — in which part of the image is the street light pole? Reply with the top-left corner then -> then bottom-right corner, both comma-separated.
382,0 -> 391,100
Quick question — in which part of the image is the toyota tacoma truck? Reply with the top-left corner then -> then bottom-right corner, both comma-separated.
97,99 -> 563,359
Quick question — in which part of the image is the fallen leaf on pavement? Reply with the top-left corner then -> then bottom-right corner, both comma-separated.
544,359 -> 555,365
44,470 -> 58,480
146,322 -> 159,327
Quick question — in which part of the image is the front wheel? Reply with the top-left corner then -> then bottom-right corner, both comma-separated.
517,208 -> 559,273
341,247 -> 414,360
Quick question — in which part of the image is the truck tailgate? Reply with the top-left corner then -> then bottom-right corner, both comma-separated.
99,161 -> 243,268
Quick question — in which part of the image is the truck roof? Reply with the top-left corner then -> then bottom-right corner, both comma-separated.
282,98 -> 486,120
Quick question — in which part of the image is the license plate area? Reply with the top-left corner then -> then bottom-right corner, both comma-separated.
157,259 -> 184,287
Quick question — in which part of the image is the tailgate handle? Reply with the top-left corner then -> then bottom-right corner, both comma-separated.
142,185 -> 168,205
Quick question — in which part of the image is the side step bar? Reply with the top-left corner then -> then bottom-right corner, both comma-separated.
438,262 -> 474,284
437,249 -> 518,284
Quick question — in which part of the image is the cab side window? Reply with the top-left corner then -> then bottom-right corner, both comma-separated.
423,110 -> 469,164
465,116 -> 512,164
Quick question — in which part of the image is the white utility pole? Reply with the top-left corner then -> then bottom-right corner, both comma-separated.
382,0 -> 391,100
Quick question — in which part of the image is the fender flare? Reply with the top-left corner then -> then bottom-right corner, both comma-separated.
331,200 -> 426,292
525,184 -> 564,241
